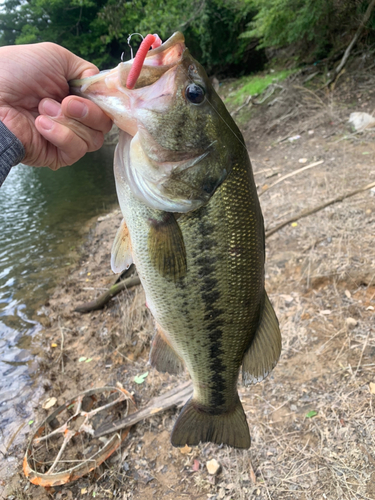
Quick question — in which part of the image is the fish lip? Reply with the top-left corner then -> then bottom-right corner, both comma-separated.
144,31 -> 185,58
69,31 -> 186,93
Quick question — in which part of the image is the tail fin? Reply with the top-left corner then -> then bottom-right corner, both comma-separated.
171,397 -> 250,449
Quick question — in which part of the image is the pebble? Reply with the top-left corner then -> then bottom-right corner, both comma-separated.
346,317 -> 357,328
206,458 -> 221,475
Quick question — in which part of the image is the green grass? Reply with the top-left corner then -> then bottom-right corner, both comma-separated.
226,69 -> 296,106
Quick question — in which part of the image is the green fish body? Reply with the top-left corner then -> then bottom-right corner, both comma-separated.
71,32 -> 281,449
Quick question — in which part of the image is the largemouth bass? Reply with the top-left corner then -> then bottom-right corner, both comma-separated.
71,32 -> 281,449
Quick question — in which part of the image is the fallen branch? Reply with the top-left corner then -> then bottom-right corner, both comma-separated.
231,94 -> 252,117
327,0 -> 375,86
265,181 -> 375,238
94,381 -> 193,437
75,265 -> 140,313
259,160 -> 324,197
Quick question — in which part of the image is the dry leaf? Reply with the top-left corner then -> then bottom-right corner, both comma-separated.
369,382 -> 375,394
180,444 -> 192,454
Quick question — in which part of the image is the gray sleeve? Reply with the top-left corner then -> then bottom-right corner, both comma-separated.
0,121 -> 25,187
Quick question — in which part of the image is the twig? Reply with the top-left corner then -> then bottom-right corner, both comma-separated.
259,160 -> 324,197
231,95 -> 252,117
259,469 -> 272,500
336,0 -> 375,76
265,181 -> 375,238
293,85 -> 325,107
75,265 -> 140,313
57,319 -> 65,373
94,381 -> 193,437
353,331 -> 371,378
326,0 -> 375,88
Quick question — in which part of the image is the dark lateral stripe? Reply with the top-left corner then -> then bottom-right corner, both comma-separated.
196,210 -> 226,411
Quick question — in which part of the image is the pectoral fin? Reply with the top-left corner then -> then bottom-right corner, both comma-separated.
148,212 -> 187,281
242,292 -> 281,386
149,326 -> 184,374
111,218 -> 133,273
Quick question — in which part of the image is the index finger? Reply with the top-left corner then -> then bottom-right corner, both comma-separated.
60,96 -> 113,135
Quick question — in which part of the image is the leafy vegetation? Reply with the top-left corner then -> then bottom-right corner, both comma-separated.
226,69 -> 296,105
0,0 -> 374,74
0,0 -> 261,73
242,0 -> 375,62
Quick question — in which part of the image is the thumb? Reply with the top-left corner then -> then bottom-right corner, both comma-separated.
55,44 -> 101,80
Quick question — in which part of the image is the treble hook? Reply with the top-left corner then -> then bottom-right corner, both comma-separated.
126,33 -> 144,60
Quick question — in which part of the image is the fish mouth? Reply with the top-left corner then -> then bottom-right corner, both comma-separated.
69,31 -> 186,133
69,31 -> 185,94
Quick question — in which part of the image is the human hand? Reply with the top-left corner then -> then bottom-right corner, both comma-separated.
0,43 -> 113,170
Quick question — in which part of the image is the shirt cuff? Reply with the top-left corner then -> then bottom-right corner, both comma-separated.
0,120 -> 25,187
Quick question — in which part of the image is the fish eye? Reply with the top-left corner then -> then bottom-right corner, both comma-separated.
185,84 -> 205,104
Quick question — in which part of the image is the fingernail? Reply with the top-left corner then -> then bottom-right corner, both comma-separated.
67,99 -> 87,119
42,99 -> 61,117
38,115 -> 54,131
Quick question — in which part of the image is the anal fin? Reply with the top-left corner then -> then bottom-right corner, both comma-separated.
149,327 -> 184,375
242,292 -> 281,386
147,212 -> 187,281
171,396 -> 250,449
111,218 -> 133,273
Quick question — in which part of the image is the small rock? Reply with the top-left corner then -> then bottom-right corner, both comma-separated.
42,397 -> 57,410
346,317 -> 357,328
348,112 -> 375,131
369,382 -> 375,394
344,290 -> 351,299
206,458 -> 221,475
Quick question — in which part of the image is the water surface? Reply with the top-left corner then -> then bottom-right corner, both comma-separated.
0,146 -> 117,461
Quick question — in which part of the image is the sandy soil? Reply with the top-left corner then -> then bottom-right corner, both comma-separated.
2,64 -> 375,500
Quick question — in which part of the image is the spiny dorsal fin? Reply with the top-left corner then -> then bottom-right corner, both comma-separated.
242,292 -> 281,386
149,326 -> 184,375
147,212 -> 187,281
111,218 -> 133,273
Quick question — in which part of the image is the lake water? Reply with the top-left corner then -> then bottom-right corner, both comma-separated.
0,146 -> 117,463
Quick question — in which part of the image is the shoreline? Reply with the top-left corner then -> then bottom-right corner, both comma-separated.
3,69 -> 375,499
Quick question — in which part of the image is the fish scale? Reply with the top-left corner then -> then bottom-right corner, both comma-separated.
71,31 -> 281,448
117,145 -> 263,414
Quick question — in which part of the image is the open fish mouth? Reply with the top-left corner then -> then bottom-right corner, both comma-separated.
69,31 -> 186,95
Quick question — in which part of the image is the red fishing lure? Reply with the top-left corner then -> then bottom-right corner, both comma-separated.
126,34 -> 162,89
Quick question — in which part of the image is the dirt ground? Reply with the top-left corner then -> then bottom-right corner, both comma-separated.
2,62 -> 375,500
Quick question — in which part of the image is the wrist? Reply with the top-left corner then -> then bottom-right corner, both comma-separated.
0,121 -> 25,175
